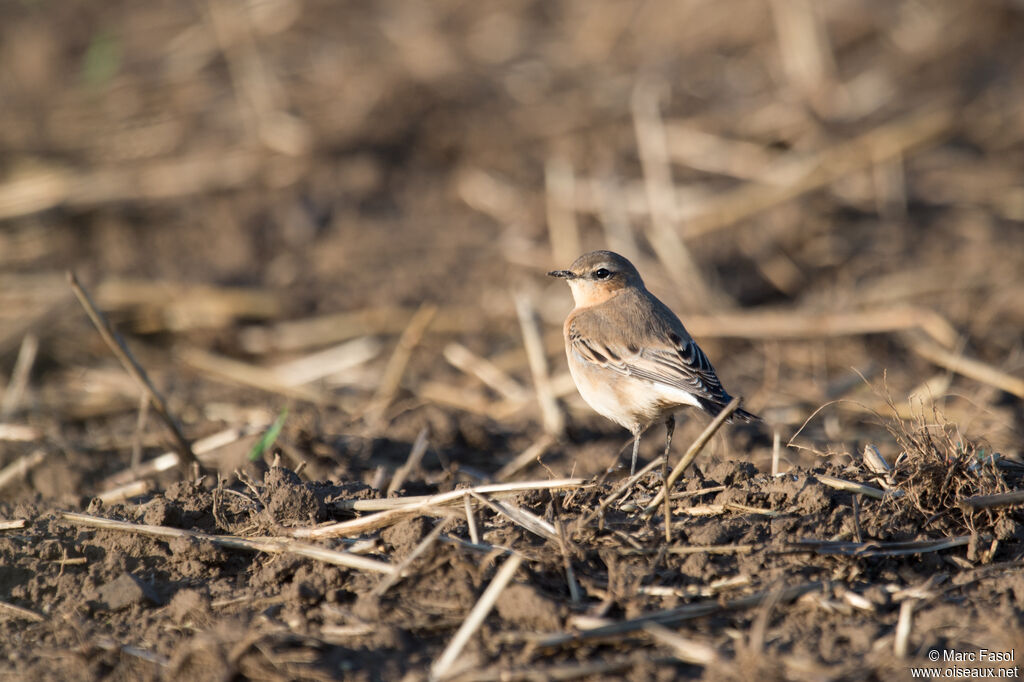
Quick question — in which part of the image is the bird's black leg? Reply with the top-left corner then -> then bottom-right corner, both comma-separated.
663,414 -> 675,542
664,414 -> 675,459
630,431 -> 641,476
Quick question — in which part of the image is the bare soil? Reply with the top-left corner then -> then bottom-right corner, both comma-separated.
4,449 -> 1024,680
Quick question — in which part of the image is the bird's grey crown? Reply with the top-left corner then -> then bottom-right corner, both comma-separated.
568,250 -> 642,283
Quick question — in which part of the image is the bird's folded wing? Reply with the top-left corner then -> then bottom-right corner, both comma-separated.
568,323 -> 729,405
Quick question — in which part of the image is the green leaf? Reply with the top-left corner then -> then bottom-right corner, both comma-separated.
82,29 -> 121,87
248,408 -> 289,462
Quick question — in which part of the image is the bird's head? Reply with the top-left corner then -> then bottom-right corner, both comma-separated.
548,250 -> 643,307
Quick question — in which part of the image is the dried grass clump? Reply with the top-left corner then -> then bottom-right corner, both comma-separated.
882,398 -> 1009,537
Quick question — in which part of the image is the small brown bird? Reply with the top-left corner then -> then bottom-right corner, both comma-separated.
549,250 -> 758,474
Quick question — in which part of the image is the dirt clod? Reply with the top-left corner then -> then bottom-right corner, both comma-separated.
140,497 -> 181,527
263,467 -> 326,524
496,583 -> 562,631
382,517 -> 429,560
169,588 -> 209,619
91,572 -> 161,612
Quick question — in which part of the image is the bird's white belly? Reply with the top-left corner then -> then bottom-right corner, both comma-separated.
568,358 -> 633,427
568,350 -> 700,431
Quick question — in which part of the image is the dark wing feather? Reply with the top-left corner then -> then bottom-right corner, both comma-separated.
568,306 -> 759,422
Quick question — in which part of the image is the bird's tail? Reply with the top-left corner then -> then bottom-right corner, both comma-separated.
700,396 -> 761,423
731,404 -> 761,423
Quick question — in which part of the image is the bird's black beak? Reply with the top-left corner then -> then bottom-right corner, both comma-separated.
548,270 -> 575,279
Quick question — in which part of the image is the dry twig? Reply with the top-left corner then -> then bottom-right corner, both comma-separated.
69,272 -> 198,472
680,104 -> 957,239
418,381 -> 524,420
373,521 -> 448,597
239,306 -> 481,355
443,343 -> 529,403
643,622 -> 720,666
493,435 -> 556,482
366,303 -> 438,427
644,398 -> 740,515
452,655 -> 661,682
894,599 -> 916,658
906,332 -> 1024,398
470,492 -> 559,543
430,554 -> 524,681
299,479 -> 585,539
271,337 -> 381,386
792,535 -> 973,557
0,599 -> 45,623
0,152 -> 304,221
815,474 -> 889,500
0,424 -> 40,442
538,582 -> 822,647
178,346 -> 339,405
959,490 -> 1024,512
61,511 -> 396,575
632,79 -> 725,311
388,426 -> 430,497
463,493 -> 480,545
586,455 -> 666,524
103,422 -> 271,488
0,333 -> 38,420
545,157 -> 581,268
515,294 -> 564,436
0,449 -> 47,492
685,306 -> 959,349
96,480 -> 151,505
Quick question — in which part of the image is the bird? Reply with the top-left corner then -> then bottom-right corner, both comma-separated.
548,250 -> 758,475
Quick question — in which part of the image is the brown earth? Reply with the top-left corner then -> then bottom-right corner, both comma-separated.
4,450 -> 1024,680
3,0 -> 1024,680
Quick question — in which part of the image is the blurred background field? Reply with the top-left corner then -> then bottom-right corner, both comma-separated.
2,0 -> 1023,485
2,0 -> 1024,678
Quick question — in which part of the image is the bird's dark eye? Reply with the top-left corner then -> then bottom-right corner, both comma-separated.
594,268 -> 611,280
